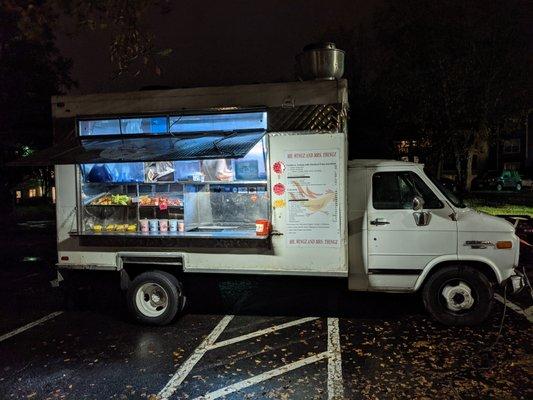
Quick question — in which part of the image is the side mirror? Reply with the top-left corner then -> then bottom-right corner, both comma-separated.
412,196 -> 424,211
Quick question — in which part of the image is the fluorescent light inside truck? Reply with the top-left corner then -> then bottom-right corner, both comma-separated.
169,112 -> 267,133
78,112 -> 267,137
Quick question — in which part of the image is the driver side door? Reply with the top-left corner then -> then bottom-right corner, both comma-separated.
366,168 -> 457,281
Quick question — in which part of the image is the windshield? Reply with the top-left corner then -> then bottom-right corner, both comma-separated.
427,173 -> 466,208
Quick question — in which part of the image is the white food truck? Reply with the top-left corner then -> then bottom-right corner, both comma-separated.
19,79 -> 524,326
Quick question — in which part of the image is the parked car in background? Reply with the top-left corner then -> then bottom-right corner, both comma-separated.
471,170 -> 522,191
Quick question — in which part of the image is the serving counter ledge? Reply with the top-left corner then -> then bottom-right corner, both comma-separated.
70,230 -> 266,240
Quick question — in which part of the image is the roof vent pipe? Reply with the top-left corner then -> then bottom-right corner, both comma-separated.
296,42 -> 345,81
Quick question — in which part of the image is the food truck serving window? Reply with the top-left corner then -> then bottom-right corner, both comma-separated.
79,139 -> 269,239
76,112 -> 269,239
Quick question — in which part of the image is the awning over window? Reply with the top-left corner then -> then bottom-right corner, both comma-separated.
10,130 -> 266,166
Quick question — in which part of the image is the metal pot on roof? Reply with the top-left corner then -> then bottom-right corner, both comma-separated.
296,42 -> 345,81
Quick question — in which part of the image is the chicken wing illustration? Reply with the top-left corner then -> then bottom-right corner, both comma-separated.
291,181 -> 316,199
288,191 -> 299,200
301,191 -> 336,213
289,180 -> 336,213
291,180 -> 322,199
305,186 -> 320,198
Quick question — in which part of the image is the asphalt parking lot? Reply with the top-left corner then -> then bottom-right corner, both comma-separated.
0,224 -> 532,399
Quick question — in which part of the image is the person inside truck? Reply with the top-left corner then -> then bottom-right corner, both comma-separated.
201,159 -> 233,181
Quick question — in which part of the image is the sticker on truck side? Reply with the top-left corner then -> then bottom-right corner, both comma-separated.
284,150 -> 340,247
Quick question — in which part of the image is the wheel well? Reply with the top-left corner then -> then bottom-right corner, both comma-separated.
121,264 -> 183,289
422,260 -> 499,286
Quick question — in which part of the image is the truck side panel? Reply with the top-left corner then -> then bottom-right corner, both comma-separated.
55,132 -> 349,277
185,131 -> 348,276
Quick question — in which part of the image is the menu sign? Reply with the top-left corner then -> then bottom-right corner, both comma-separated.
285,150 -> 340,247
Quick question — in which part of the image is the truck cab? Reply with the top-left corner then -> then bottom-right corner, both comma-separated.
348,160 -> 523,325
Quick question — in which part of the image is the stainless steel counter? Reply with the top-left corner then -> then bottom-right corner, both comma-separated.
72,230 -> 267,240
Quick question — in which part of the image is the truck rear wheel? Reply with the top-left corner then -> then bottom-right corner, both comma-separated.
422,265 -> 493,326
127,271 -> 184,326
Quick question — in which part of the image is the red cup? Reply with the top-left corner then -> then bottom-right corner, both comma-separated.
255,219 -> 270,236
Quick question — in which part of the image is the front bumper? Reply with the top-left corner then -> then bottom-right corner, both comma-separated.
505,270 -> 526,294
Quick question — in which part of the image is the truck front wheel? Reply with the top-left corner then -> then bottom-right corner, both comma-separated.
422,265 -> 493,326
127,271 -> 184,326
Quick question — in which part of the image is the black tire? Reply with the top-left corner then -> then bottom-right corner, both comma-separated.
422,265 -> 493,326
496,183 -> 503,191
516,183 -> 522,191
127,270 -> 184,326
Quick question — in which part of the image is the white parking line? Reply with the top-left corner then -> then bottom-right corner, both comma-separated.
327,318 -> 344,400
0,311 -> 63,343
206,317 -> 319,350
494,294 -> 533,323
195,351 -> 330,400
161,315 -> 345,399
158,315 -> 234,400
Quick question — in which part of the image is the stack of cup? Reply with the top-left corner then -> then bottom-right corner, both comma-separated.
169,219 -> 178,232
142,218 -> 183,233
149,219 -> 158,232
159,219 -> 169,232
140,219 -> 149,233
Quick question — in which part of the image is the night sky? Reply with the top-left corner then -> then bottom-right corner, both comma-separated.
55,0 -> 380,94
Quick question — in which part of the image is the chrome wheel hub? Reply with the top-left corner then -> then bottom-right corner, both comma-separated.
135,283 -> 168,317
442,282 -> 474,311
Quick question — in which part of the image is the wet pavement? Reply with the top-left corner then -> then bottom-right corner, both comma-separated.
0,223 -> 532,399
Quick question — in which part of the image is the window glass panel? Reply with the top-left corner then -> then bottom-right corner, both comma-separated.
79,119 -> 120,136
503,139 -> 520,154
81,162 -> 145,183
143,161 -> 175,182
400,172 -> 443,209
173,160 -> 202,180
169,112 -> 267,133
372,173 -> 401,209
79,112 -> 266,137
372,172 -> 443,210
231,138 -> 267,180
120,117 -> 167,134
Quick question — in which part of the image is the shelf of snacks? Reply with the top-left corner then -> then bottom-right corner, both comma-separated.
138,195 -> 183,208
85,194 -> 137,207
92,223 -> 138,233
82,190 -> 138,233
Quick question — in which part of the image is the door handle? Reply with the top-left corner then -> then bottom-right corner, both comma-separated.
370,218 -> 390,226
413,211 -> 431,226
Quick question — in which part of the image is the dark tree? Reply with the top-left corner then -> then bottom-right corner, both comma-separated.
0,1 -> 74,207
371,0 -> 528,189
14,0 -> 173,76
1,0 -> 172,210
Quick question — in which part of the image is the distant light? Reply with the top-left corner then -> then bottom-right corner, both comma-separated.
22,256 -> 40,262
21,146 -> 34,157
